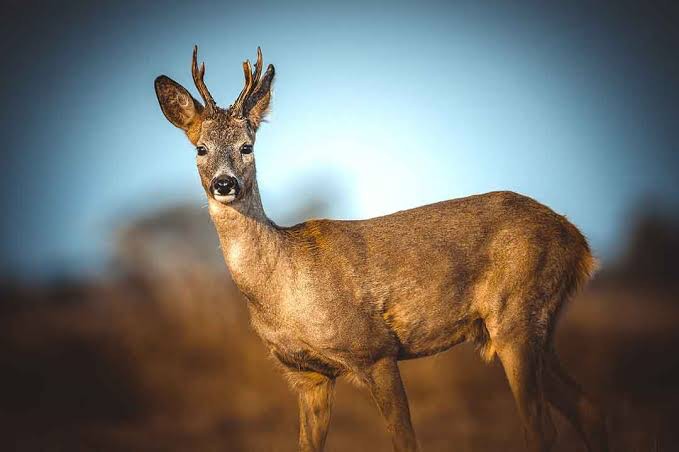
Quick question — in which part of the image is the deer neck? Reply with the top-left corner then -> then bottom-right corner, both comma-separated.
207,180 -> 283,302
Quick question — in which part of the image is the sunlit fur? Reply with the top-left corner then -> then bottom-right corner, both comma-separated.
155,48 -> 608,452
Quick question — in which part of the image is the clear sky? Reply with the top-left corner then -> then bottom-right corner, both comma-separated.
1,0 -> 678,278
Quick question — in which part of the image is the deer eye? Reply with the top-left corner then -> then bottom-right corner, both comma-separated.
240,144 -> 253,155
196,146 -> 207,156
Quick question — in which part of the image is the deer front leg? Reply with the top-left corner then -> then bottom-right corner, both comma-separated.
365,358 -> 420,452
292,371 -> 335,452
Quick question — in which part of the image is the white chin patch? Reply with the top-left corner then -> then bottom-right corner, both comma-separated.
213,193 -> 236,204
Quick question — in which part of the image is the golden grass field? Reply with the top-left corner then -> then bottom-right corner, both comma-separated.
1,207 -> 678,451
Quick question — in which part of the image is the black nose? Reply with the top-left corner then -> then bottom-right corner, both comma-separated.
212,176 -> 240,197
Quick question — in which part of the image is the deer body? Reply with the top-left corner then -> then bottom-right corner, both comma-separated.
155,47 -> 608,452
211,190 -> 590,370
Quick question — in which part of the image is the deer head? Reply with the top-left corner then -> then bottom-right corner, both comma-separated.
154,46 -> 275,206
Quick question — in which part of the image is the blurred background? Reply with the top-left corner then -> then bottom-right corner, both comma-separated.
1,0 -> 678,450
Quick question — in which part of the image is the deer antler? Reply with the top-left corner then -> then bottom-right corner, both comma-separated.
232,47 -> 265,117
192,45 -> 216,112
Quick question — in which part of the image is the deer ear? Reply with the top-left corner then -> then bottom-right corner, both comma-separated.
154,75 -> 204,142
244,64 -> 275,130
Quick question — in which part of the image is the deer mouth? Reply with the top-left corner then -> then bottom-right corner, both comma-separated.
213,193 -> 237,204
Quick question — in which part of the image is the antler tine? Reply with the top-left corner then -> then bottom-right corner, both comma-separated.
233,58 -> 255,116
252,47 -> 263,86
192,45 -> 216,110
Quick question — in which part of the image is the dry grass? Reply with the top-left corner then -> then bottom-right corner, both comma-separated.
1,268 -> 678,451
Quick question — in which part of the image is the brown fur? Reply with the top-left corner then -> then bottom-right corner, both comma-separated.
154,47 -> 608,452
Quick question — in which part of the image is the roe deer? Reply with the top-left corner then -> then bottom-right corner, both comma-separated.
154,46 -> 608,452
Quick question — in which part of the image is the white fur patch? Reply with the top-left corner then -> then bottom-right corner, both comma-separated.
213,194 -> 236,204
228,242 -> 242,266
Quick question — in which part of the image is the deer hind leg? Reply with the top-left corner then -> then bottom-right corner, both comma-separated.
289,371 -> 336,452
495,340 -> 556,452
364,358 -> 420,452
542,349 -> 608,452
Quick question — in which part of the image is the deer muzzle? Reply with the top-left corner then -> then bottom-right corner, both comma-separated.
211,175 -> 241,203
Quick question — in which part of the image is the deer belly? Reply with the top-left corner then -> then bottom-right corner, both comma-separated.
384,298 -> 473,359
249,300 -> 397,373
270,343 -> 344,377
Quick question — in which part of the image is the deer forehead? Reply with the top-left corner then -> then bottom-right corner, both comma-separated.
200,116 -> 253,145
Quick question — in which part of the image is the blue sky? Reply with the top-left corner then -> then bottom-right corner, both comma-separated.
2,1 -> 678,278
